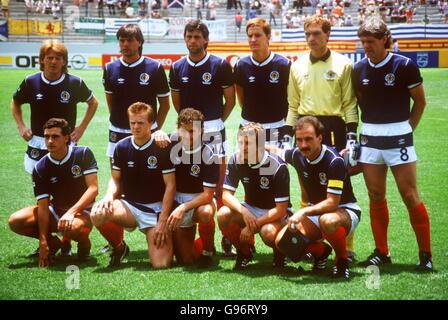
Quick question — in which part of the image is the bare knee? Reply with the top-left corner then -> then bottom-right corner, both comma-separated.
151,259 -> 172,269
400,189 -> 420,209
368,190 -> 386,203
319,215 -> 340,234
197,206 -> 214,223
260,224 -> 279,247
8,213 -> 21,233
217,206 -> 232,226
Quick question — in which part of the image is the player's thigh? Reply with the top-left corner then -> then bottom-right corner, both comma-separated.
173,226 -> 196,264
260,220 -> 286,245
193,203 -> 216,223
8,205 -> 39,230
362,163 -> 388,200
390,162 -> 420,206
146,227 -> 173,267
296,216 -> 322,241
70,213 -> 93,232
319,209 -> 352,235
111,200 -> 138,228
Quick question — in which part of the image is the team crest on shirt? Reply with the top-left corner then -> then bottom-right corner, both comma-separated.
269,71 -> 280,83
324,70 -> 337,81
139,73 -> 150,85
30,148 -> 40,159
319,172 -> 327,185
384,73 -> 395,86
147,156 -> 158,169
60,91 -> 70,103
110,132 -> 118,142
190,164 -> 201,177
360,136 -> 368,146
71,165 -> 82,178
260,176 -> 270,189
202,72 -> 212,85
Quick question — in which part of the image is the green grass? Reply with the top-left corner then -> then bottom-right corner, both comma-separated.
0,68 -> 447,300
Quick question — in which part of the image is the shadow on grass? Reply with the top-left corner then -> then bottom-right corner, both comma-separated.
8,256 -> 99,271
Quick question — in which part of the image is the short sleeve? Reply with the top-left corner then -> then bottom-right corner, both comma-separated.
103,64 -> 113,94
77,79 -> 93,102
403,59 -> 423,89
220,59 -> 234,88
112,144 -> 122,171
155,63 -> 170,97
327,157 -> 346,195
223,155 -> 239,192
160,144 -> 175,174
283,148 -> 295,165
273,164 -> 290,203
233,60 -> 244,87
168,65 -> 180,91
13,78 -> 30,105
32,166 -> 50,201
82,147 -> 98,175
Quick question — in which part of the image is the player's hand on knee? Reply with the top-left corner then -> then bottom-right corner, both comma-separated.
153,130 -> 171,149
38,242 -> 51,268
288,211 -> 305,232
242,208 -> 258,233
58,212 -> 75,232
167,205 -> 185,231
154,219 -> 169,248
240,226 -> 253,243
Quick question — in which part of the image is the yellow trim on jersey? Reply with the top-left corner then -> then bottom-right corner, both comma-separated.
328,179 -> 344,189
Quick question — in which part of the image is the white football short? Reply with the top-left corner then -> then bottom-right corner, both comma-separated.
121,199 -> 162,231
305,203 -> 361,236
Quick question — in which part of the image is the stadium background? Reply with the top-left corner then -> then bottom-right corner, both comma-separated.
0,0 -> 447,300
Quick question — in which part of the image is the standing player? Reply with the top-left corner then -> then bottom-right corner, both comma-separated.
11,40 -> 98,257
271,116 -> 361,279
8,118 -> 98,267
285,15 -> 359,260
218,123 -> 290,270
169,20 -> 236,256
167,108 -> 220,268
12,40 -> 98,174
101,23 -> 171,254
353,17 -> 432,271
233,18 -> 291,148
91,103 -> 175,268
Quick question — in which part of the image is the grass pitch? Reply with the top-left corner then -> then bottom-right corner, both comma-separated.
0,68 -> 447,300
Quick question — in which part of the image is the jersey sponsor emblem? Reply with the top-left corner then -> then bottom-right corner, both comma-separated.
260,176 -> 270,189
139,73 -> 150,85
362,79 -> 370,86
243,177 -> 250,184
60,91 -> 70,103
147,156 -> 158,169
384,73 -> 395,86
303,171 -> 309,178
324,70 -> 337,81
127,161 -> 135,168
30,148 -> 40,159
181,77 -> 189,83
36,93 -> 43,100
319,172 -> 327,185
248,76 -> 255,83
50,176 -> 58,184
269,71 -> 280,83
71,165 -> 82,177
190,164 -> 200,177
202,72 -> 212,85
118,78 -> 125,84
110,132 -> 117,142
360,136 -> 368,146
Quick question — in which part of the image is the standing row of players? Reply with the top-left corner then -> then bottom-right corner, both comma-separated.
8,15 -> 433,277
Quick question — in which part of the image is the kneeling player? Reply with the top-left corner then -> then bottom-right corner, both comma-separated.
273,116 -> 361,279
8,118 -> 98,267
167,108 -> 219,268
91,102 -> 175,269
218,122 -> 290,270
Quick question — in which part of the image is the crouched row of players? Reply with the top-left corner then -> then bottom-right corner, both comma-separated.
8,102 -> 366,280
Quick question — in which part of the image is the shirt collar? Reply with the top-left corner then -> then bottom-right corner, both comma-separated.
48,146 -> 73,166
186,52 -> 210,67
307,145 -> 327,165
250,51 -> 275,67
131,136 -> 154,150
249,151 -> 269,169
120,56 -> 145,68
309,49 -> 331,64
41,72 -> 66,85
368,52 -> 393,68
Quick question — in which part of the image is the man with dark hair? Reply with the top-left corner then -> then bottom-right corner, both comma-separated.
353,16 -> 432,271
101,23 -> 171,255
91,102 -> 176,268
218,122 -> 291,270
271,116 -> 361,279
169,20 -> 236,257
12,39 -> 98,174
168,108 -> 220,268
8,118 -> 99,267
